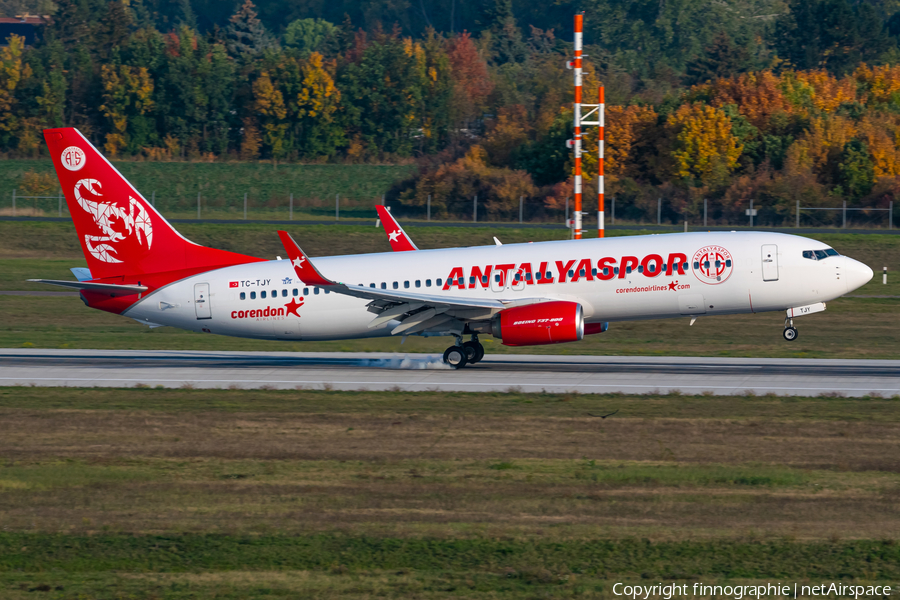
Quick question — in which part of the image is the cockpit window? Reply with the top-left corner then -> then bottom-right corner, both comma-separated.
802,248 -> 840,260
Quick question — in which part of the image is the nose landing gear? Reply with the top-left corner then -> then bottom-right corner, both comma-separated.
442,335 -> 485,369
783,317 -> 799,341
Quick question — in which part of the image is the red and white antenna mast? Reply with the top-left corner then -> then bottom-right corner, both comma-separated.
569,13 -> 604,239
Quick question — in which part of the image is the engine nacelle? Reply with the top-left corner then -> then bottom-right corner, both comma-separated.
491,301 -> 584,346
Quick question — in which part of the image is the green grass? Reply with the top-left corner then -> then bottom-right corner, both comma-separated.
0,386 -> 898,598
0,159 -> 414,220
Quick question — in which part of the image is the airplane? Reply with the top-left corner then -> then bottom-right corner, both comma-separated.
31,127 -> 874,368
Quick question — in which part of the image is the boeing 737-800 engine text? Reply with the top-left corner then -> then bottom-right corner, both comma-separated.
31,128 -> 874,368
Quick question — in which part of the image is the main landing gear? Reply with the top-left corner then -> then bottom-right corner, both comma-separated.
783,317 -> 799,341
443,335 -> 485,369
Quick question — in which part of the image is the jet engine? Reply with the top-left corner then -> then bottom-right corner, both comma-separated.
490,301 -> 584,346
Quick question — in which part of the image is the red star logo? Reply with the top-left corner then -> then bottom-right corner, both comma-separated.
284,297 -> 304,317
668,281 -> 678,291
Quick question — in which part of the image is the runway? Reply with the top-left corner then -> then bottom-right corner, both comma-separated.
2,349 -> 898,396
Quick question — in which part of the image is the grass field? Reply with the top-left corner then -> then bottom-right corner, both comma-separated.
2,221 -> 898,358
0,159 -> 415,220
0,386 -> 898,598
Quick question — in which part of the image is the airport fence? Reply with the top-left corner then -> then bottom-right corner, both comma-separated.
2,188 -> 895,230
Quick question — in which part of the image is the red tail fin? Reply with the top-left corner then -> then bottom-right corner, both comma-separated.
43,128 -> 261,280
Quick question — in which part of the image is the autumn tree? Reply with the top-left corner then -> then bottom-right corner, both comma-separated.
338,33 -> 427,156
252,70 -> 287,161
99,63 -> 154,156
0,34 -> 26,149
226,0 -> 277,57
667,103 -> 743,187
294,52 -> 344,158
445,31 -> 493,127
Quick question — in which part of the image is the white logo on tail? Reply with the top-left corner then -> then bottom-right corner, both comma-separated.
61,146 -> 86,171
74,179 -> 153,263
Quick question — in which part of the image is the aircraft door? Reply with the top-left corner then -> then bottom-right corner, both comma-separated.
194,283 -> 211,319
761,245 -> 779,281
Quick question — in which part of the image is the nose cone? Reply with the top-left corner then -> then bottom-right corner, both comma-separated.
844,258 -> 874,293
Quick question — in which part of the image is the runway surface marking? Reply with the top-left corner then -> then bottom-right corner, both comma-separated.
2,349 -> 898,396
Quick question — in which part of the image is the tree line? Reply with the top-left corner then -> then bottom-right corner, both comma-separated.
3,0 -> 900,224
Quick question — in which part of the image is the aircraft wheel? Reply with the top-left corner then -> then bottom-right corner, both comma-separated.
462,341 -> 484,364
783,327 -> 798,341
443,346 -> 468,369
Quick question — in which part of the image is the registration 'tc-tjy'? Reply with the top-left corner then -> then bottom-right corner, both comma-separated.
31,128 -> 875,368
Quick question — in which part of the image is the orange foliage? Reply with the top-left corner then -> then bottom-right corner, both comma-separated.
482,104 -> 530,167
857,115 -> 900,177
707,71 -> 790,128
801,116 -> 858,173
854,64 -> 900,105
792,70 -> 857,112
582,104 -> 657,183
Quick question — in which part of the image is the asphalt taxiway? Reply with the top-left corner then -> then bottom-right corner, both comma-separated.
1,349 -> 897,396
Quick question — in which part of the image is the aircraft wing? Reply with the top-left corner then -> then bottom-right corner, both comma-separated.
376,205 -> 418,251
277,230 -> 546,336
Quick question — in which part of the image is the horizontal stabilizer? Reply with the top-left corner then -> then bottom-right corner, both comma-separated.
28,279 -> 148,296
70,267 -> 92,281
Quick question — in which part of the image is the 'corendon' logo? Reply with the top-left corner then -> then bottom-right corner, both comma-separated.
74,178 -> 153,264
232,298 -> 304,320
61,146 -> 86,171
692,245 -> 733,285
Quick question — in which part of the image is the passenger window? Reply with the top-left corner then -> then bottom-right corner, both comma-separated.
250,291 -> 256,299
314,288 -> 319,294
261,291 -> 267,299
526,273 -> 533,281
703,261 -> 710,269
292,288 -> 298,296
436,278 -> 442,287
568,270 -> 574,277
240,292 -> 246,300
580,269 -> 586,276
282,289 -> 288,297
426,279 -> 432,287
546,271 -> 552,279
303,288 -> 309,295
626,266 -> 632,274
725,260 -> 732,267
603,267 -> 609,276
614,267 -> 619,275
693,261 -> 700,269
682,262 -> 688,270
325,289 -> 330,294
591,268 -> 597,276
495,274 -> 501,283
404,281 -> 410,289
393,281 -> 399,289
482,276 -> 488,284
648,264 -> 655,273
714,261 -> 721,268
381,282 -> 387,289
415,280 -> 421,288
637,266 -> 644,273
469,276 -> 475,285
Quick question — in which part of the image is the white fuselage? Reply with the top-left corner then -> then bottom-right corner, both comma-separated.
123,232 -> 872,341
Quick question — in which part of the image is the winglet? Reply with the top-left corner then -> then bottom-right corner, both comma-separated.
277,231 -> 335,287
376,205 -> 418,251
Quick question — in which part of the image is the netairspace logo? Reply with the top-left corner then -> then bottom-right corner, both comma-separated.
612,583 -> 894,600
